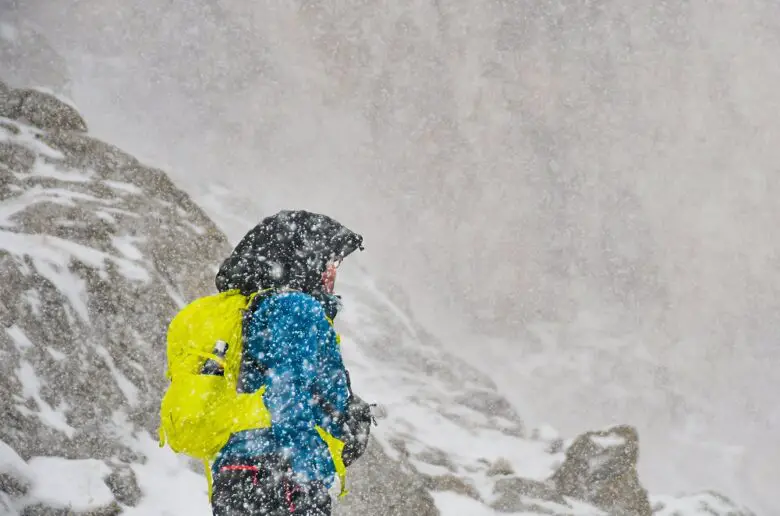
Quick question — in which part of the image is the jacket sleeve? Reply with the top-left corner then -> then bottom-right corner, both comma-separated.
311,323 -> 351,439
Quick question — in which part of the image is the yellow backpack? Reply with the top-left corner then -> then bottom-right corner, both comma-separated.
158,289 -> 349,497
158,289 -> 270,460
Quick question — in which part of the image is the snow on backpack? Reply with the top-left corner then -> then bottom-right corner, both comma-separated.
158,290 -> 270,463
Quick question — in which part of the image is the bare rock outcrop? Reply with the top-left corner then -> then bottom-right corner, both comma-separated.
335,439 -> 438,516
0,82 -> 87,133
551,425 -> 652,516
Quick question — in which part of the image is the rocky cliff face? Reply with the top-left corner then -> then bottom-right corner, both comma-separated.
0,82 -> 757,516
0,79 -> 221,513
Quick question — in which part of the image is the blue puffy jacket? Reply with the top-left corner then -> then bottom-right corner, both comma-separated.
212,291 -> 351,486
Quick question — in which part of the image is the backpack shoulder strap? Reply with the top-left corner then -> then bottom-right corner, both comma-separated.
236,288 -> 277,393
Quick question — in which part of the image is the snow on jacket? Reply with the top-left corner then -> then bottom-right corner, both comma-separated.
212,291 -> 351,486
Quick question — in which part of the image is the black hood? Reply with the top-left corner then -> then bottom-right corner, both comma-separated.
216,210 -> 364,296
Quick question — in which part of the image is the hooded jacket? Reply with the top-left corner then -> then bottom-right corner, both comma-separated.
212,210 -> 363,487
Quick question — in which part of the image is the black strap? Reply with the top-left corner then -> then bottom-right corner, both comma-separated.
344,369 -> 355,397
236,289 -> 276,393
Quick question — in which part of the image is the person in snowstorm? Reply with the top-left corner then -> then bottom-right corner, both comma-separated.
208,210 -> 371,516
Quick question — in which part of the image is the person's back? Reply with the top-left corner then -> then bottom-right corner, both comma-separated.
209,210 -> 366,516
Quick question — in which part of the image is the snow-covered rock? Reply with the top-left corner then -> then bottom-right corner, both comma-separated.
0,85 -> 87,133
0,78 -> 221,514
551,425 -> 650,515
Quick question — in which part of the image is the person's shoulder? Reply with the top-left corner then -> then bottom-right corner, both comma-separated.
266,291 -> 327,319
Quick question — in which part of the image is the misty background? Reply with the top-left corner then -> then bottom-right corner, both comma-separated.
3,0 -> 779,513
